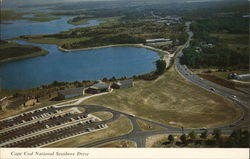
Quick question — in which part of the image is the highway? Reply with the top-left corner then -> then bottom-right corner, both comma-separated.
175,22 -> 250,130
1,21 -> 249,148
80,21 -> 250,147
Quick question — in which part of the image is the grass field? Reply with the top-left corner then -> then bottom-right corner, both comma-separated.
44,115 -> 132,147
81,66 -> 242,128
137,120 -> 165,131
92,112 -> 113,120
97,140 -> 136,148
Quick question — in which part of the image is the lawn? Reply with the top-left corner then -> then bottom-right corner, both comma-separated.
82,66 -> 242,128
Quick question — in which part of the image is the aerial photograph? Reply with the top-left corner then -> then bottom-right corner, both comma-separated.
0,0 -> 249,150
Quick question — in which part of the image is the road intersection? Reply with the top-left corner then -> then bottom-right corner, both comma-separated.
0,22 -> 249,148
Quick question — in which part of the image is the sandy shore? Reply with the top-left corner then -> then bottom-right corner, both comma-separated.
58,44 -> 146,52
58,43 -> 173,68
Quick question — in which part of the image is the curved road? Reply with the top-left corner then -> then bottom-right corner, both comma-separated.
76,21 -> 250,148
2,21 -> 249,148
175,22 -> 250,130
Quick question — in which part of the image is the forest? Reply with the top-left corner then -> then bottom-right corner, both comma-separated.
181,13 -> 249,69
27,20 -> 187,50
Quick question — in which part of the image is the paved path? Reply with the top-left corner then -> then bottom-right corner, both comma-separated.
1,21 -> 249,148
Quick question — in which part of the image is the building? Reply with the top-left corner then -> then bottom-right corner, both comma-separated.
111,79 -> 134,89
86,82 -> 110,94
58,87 -> 85,100
228,73 -> 250,80
235,74 -> 250,80
146,38 -> 171,44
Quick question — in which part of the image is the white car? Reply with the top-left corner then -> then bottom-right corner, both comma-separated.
129,114 -> 135,117
210,87 -> 215,91
231,95 -> 236,98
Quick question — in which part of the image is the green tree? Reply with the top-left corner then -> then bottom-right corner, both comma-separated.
155,60 -> 166,75
228,129 -> 242,147
200,130 -> 208,139
212,129 -> 222,146
188,130 -> 197,140
180,134 -> 187,145
241,130 -> 249,148
213,129 -> 221,140
168,135 -> 174,144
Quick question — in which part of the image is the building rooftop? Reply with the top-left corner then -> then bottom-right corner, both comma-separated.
58,87 -> 84,96
117,79 -> 133,86
90,82 -> 109,90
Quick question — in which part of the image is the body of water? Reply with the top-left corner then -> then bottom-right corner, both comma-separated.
0,15 -> 159,90
1,16 -> 101,40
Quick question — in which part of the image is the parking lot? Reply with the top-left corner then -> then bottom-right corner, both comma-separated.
0,106 -> 108,147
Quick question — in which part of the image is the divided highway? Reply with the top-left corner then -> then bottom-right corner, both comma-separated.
175,22 -> 250,129
1,21 -> 249,148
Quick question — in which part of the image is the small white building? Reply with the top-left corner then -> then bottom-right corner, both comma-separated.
146,38 -> 171,44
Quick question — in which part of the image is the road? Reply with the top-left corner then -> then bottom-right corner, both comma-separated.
1,21 -> 249,148
175,22 -> 250,130
80,21 -> 250,147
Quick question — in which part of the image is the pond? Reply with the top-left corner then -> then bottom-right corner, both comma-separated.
0,15 -> 160,90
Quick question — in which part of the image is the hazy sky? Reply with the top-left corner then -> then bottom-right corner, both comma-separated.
1,0 -> 229,8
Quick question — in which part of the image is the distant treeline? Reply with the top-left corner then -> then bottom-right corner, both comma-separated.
181,14 -> 249,69
181,45 -> 248,69
191,16 -> 249,34
39,21 -> 185,50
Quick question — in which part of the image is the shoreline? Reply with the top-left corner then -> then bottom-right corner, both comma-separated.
0,49 -> 48,64
58,43 -> 171,57
58,43 -> 173,66
58,43 -> 147,52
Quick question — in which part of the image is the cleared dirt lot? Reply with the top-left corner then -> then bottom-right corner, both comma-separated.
82,67 -> 242,128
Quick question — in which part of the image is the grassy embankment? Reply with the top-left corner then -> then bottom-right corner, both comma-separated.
81,66 -> 242,128
0,10 -> 59,23
45,115 -> 132,147
0,40 -> 48,63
